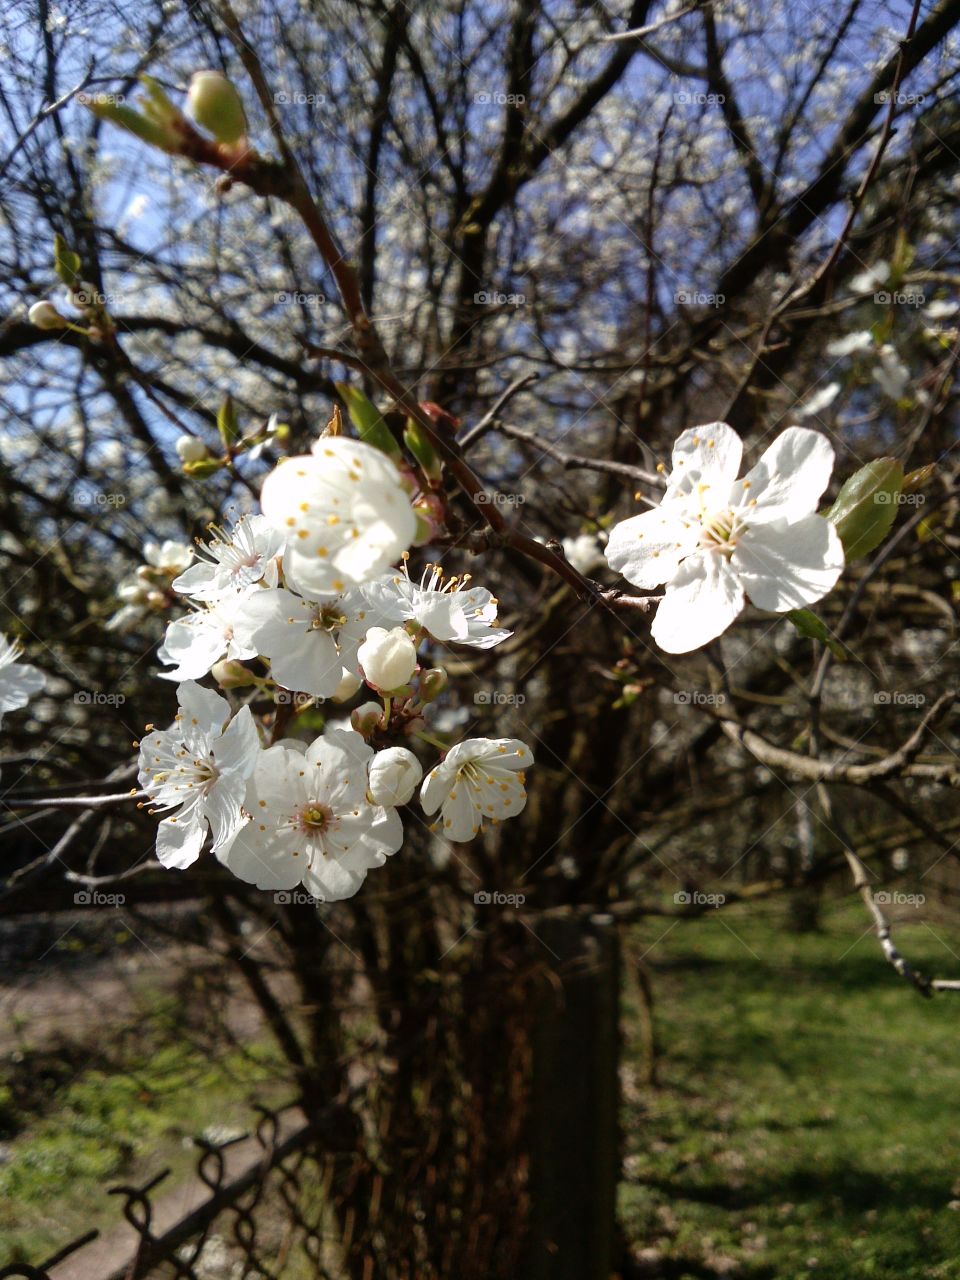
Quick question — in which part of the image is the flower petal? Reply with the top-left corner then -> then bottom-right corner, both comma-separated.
156,808 -> 206,870
651,551 -> 745,653
731,514 -> 844,612
733,427 -> 835,524
605,508 -> 698,589
666,422 -> 742,499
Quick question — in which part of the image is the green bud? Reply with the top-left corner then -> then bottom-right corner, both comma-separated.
418,668 -> 448,703
211,659 -> 257,689
182,456 -> 225,478
185,70 -> 248,145
218,393 -> 240,448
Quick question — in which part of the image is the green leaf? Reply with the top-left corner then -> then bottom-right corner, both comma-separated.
403,416 -> 442,482
53,234 -> 82,289
217,394 -> 239,447
785,608 -> 847,660
824,457 -> 904,561
182,457 -> 225,478
336,383 -> 401,459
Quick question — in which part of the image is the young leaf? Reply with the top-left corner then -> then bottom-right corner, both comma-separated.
217,394 -> 240,447
336,383 -> 401,459
785,608 -> 847,660
824,457 -> 904,560
53,234 -> 82,289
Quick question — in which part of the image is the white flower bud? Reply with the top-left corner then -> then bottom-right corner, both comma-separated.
368,747 -> 422,807
175,434 -> 210,463
185,70 -> 248,145
357,626 -> 417,691
331,668 -> 362,702
28,301 -> 67,331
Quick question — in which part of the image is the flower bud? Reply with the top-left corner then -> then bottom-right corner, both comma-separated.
418,667 -> 448,703
28,301 -> 67,331
357,626 -> 418,692
175,434 -> 210,463
185,70 -> 248,145
368,746 -> 422,807
211,658 -> 257,689
351,700 -> 385,738
331,668 -> 362,702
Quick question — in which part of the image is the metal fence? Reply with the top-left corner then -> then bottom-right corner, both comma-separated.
0,1101 -> 352,1280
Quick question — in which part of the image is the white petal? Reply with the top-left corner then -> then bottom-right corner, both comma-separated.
158,617 -> 225,681
274,629 -> 342,698
177,680 -> 229,749
221,826 -> 304,890
156,809 -> 206,869
732,514 -> 844,612
651,551 -> 745,653
420,760 -> 455,816
204,772 -> 248,850
212,706 -> 260,776
441,780 -> 483,841
605,508 -> 698,589
667,422 -> 742,496
733,427 -> 834,524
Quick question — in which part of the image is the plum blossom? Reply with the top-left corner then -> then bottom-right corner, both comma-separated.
138,681 -> 260,869
172,514 -> 284,602
158,593 -> 259,681
260,438 -> 416,597
420,738 -> 533,842
0,634 -> 45,725
239,586 -> 374,698
605,422 -> 844,654
363,562 -> 511,649
561,532 -> 606,576
107,538 -> 195,632
220,728 -> 403,900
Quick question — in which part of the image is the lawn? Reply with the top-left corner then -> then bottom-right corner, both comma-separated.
621,899 -> 960,1279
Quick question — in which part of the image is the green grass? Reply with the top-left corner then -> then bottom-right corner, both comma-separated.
0,991 -> 290,1262
620,900 -> 960,1279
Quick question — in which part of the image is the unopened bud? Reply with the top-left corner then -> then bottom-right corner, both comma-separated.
418,668 -> 448,703
358,626 -> 418,692
28,301 -> 67,330
351,700 -> 384,738
211,659 -> 256,689
331,668 -> 362,702
412,494 -> 445,545
186,71 -> 248,145
175,434 -> 210,463
182,456 -> 225,478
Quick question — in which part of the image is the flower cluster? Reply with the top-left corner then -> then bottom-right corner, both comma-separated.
137,434 -> 534,901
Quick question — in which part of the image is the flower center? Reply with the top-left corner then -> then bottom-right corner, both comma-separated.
699,508 -> 745,555
310,604 -> 346,632
296,802 -> 336,834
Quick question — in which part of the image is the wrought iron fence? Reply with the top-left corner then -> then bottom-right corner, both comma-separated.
0,1100 -> 353,1280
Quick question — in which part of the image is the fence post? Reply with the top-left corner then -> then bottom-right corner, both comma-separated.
524,913 -> 621,1279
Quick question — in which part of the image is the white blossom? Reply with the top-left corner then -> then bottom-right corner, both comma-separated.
420,737 -> 533,841
0,634 -> 45,725
220,728 -> 403,900
561,532 -> 606,575
825,331 -> 873,357
239,586 -> 373,698
605,422 -> 844,653
368,746 -> 422,806
363,562 -> 511,649
138,681 -> 260,869
259,438 -> 416,596
172,515 -> 284,602
158,594 -> 259,681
